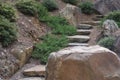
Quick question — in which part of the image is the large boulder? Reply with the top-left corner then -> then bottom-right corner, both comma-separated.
94,0 -> 120,15
46,45 -> 120,80
59,4 -> 80,26
102,19 -> 119,36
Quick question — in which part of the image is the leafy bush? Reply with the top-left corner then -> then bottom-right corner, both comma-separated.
52,25 -> 76,35
42,0 -> 58,11
79,2 -> 94,15
0,3 -> 16,21
37,4 -> 49,22
47,16 -> 69,25
98,37 -> 115,50
47,16 -> 76,35
16,0 -> 49,21
103,11 -> 120,27
62,0 -> 78,5
0,16 -> 17,47
16,0 -> 37,16
32,34 -> 68,63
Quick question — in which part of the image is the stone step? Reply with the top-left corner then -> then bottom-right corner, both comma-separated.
68,43 -> 89,47
81,21 -> 101,26
23,65 -> 46,77
77,24 -> 93,29
95,15 -> 104,18
92,17 -> 102,21
19,77 -> 45,80
67,35 -> 90,43
92,15 -> 104,21
77,29 -> 91,35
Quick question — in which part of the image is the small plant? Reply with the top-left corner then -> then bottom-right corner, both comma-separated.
0,3 -> 16,21
62,0 -> 78,5
16,0 -> 37,16
42,0 -> 58,11
32,34 -> 68,63
103,11 -> 120,27
0,16 -> 17,47
79,2 -> 94,15
98,37 -> 115,50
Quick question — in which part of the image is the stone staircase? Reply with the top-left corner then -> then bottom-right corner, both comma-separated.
92,15 -> 104,21
67,15 -> 102,47
67,24 -> 93,47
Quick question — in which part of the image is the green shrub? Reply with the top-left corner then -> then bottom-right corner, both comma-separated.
48,23 -> 76,35
32,34 -> 68,63
16,0 -> 37,16
0,16 -> 17,47
98,37 -> 115,50
47,16 -> 69,25
16,0 -> 49,21
103,11 -> 120,27
42,0 -> 58,11
79,2 -> 94,15
62,0 -> 78,5
0,3 -> 16,21
37,4 -> 49,22
52,25 -> 76,35
47,16 -> 76,35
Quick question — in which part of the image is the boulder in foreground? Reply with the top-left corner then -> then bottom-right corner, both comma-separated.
46,45 -> 120,80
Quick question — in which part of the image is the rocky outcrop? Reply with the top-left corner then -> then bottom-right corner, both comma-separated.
94,0 -> 120,15
0,48 -> 19,79
102,20 -> 119,36
59,4 -> 80,26
11,45 -> 33,68
46,45 -> 120,80
0,43 -> 33,79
